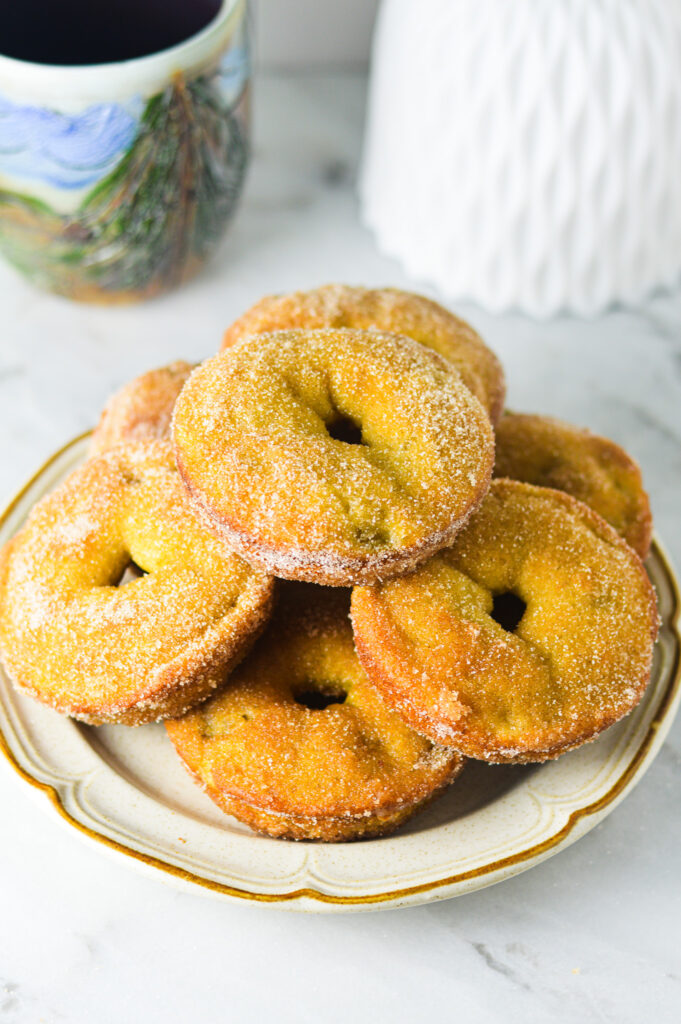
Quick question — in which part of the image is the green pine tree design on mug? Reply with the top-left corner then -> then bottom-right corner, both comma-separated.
0,56 -> 249,301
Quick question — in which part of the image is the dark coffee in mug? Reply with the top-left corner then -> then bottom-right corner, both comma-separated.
0,0 -> 223,65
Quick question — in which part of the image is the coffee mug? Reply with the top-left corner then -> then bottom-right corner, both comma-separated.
0,0 -> 250,303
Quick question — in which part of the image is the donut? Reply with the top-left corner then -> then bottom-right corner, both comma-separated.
494,412 -> 652,559
173,328 -> 496,586
222,284 -> 505,424
90,360 -> 194,456
0,442 -> 274,726
166,584 -> 463,841
351,480 -> 659,763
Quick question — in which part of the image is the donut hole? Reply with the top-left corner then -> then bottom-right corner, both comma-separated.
491,591 -> 526,633
115,560 -> 148,587
294,683 -> 348,711
326,414 -> 365,446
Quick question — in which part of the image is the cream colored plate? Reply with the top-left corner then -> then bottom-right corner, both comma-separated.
1,435 -> 679,912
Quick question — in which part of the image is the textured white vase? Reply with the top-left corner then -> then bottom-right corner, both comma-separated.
360,0 -> 681,317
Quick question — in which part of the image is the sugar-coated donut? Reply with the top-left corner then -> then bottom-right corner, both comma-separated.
166,584 -> 463,841
494,412 -> 652,559
90,361 -> 194,456
0,442 -> 274,725
173,328 -> 496,586
222,284 -> 505,423
351,480 -> 658,763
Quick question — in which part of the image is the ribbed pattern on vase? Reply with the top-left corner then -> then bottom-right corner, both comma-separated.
360,0 -> 681,316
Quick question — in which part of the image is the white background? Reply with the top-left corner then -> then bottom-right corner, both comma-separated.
255,0 -> 380,68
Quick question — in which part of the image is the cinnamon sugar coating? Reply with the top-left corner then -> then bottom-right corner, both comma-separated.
352,480 -> 659,763
0,442 -> 274,725
222,284 -> 505,423
166,584 -> 463,841
90,361 -> 194,456
173,328 -> 495,586
494,412 -> 652,559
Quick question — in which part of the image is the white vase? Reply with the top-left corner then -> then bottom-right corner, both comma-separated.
360,0 -> 681,317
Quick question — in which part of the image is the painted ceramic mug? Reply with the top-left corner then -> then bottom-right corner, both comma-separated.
0,0 -> 250,302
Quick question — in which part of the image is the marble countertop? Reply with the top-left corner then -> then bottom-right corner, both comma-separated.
0,73 -> 679,1024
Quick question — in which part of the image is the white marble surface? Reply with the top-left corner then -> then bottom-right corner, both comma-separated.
255,0 -> 378,69
0,73 -> 680,1023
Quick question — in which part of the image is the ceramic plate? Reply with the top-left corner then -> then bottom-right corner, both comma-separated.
1,435 -> 679,913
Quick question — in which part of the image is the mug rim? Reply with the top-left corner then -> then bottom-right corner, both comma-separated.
0,0 -> 245,103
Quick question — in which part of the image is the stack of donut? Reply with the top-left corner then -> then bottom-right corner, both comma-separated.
0,286 -> 659,841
